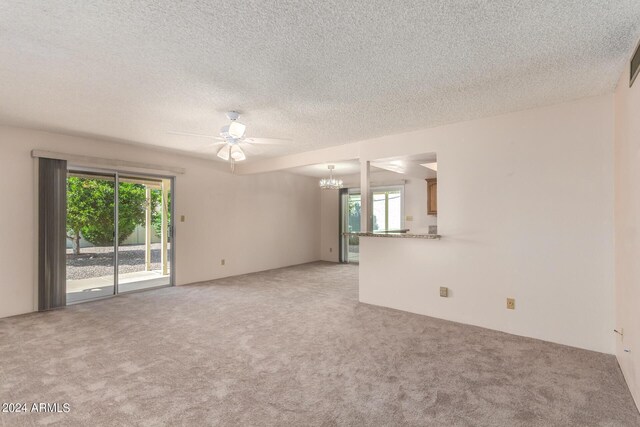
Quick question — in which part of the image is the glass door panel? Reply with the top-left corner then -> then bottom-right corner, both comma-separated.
346,193 -> 361,263
66,172 -> 116,303
117,176 -> 171,292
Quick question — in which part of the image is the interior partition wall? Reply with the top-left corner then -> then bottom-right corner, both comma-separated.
64,167 -> 175,304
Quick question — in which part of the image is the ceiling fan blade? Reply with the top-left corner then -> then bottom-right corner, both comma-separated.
243,137 -> 293,145
195,141 -> 228,152
168,130 -> 224,140
240,143 -> 266,156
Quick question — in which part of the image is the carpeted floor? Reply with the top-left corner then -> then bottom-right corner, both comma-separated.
1,262 -> 638,426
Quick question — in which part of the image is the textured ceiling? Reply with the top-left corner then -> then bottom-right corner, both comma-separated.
1,1 -> 640,161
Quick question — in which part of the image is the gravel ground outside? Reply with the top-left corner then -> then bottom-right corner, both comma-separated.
66,243 -> 172,280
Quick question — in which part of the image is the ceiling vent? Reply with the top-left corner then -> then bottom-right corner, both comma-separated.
631,39 -> 640,87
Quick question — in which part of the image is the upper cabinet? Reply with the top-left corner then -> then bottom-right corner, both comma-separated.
426,178 -> 437,215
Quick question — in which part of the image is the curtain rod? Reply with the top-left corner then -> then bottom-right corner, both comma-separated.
31,150 -> 185,175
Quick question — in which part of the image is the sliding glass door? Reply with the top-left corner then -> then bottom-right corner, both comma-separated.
340,191 -> 361,263
65,170 -> 173,304
66,172 -> 117,303
117,175 -> 171,292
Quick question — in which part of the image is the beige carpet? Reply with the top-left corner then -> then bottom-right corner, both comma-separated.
0,262 -> 638,426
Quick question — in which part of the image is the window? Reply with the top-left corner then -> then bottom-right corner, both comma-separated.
372,187 -> 404,232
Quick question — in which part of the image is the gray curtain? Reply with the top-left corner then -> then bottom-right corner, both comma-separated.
38,158 -> 67,310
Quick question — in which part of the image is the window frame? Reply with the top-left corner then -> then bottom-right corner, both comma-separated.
371,185 -> 405,232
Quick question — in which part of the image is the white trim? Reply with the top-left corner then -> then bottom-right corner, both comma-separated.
31,150 -> 185,175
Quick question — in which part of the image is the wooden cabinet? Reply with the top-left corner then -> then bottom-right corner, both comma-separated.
426,178 -> 437,215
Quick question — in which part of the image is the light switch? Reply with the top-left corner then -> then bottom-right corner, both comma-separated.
440,287 -> 448,297
406,215 -> 414,221
180,215 -> 185,222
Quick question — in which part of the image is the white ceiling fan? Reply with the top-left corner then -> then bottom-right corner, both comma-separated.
169,111 -> 290,169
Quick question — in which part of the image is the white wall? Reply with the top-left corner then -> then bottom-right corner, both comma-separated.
320,190 -> 339,262
614,64 -> 640,407
282,95 -> 614,354
0,126 -> 321,319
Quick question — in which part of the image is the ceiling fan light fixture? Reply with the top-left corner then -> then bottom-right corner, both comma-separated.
217,145 -> 231,161
219,111 -> 246,139
219,122 -> 246,139
230,144 -> 246,161
228,121 -> 246,139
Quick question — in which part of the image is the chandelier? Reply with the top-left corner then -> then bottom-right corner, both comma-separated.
319,165 -> 343,190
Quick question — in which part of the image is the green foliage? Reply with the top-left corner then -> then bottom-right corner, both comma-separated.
348,198 -> 361,232
66,177 -> 154,251
151,190 -> 171,239
113,182 -> 149,245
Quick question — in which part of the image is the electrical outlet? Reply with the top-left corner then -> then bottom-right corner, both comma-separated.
506,298 -> 515,310
406,215 -> 414,222
221,259 -> 225,266
329,247 -> 333,253
440,287 -> 448,297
